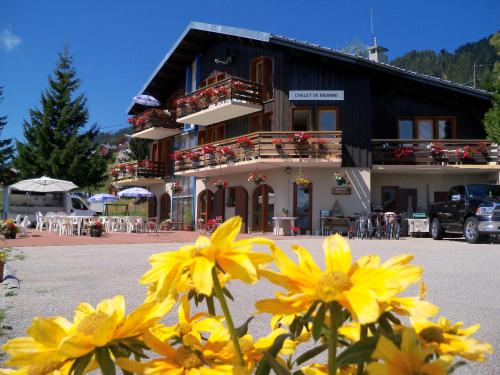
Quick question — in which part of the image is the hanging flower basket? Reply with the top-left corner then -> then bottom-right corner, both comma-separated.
294,175 -> 311,186
334,172 -> 347,186
171,182 -> 183,194
248,172 -> 267,185
214,179 -> 228,190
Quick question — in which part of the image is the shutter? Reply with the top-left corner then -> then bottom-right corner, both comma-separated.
262,57 -> 273,101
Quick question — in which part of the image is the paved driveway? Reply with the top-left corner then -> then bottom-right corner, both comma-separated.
1,237 -> 499,374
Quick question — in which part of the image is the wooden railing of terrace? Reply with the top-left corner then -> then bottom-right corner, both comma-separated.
111,160 -> 166,182
174,131 -> 342,172
372,139 -> 499,165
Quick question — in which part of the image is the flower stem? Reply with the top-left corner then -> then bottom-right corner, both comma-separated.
212,267 -> 245,366
328,302 -> 341,375
206,295 -> 216,316
357,325 -> 368,375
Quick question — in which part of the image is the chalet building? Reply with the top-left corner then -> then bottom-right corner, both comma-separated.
114,22 -> 499,234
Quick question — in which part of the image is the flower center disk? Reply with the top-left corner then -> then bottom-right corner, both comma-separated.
316,272 -> 352,302
77,312 -> 110,335
175,346 -> 204,369
420,327 -> 445,343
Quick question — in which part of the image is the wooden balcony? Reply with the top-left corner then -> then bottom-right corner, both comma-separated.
372,139 -> 500,172
174,131 -> 342,177
176,77 -> 263,126
111,160 -> 166,186
131,109 -> 182,140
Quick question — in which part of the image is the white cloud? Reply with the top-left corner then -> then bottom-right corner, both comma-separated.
0,29 -> 21,51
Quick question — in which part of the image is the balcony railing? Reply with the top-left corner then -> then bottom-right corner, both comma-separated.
111,160 -> 166,185
130,109 -> 182,140
174,131 -> 342,174
372,139 -> 499,166
175,77 -> 263,125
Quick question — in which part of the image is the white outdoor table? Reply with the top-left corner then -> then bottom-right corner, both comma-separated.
69,215 -> 96,235
272,217 -> 298,236
406,218 -> 430,237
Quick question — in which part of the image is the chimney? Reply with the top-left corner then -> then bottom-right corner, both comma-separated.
368,37 -> 389,63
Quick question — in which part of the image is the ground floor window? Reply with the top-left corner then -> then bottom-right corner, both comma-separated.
197,189 -> 214,222
171,196 -> 193,224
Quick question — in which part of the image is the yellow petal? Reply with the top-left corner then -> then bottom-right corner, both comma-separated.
292,245 -> 321,274
341,286 -> 380,324
218,253 -> 258,284
92,314 -> 119,347
116,357 -> 148,373
371,334 -> 400,362
191,256 -> 215,296
255,298 -> 306,315
178,295 -> 190,324
57,334 -> 94,358
211,216 -> 241,245
323,234 -> 352,273
2,337 -> 55,366
26,317 -> 73,348
73,303 -> 95,325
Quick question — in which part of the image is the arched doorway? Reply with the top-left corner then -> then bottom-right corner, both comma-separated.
197,189 -> 214,223
160,192 -> 171,221
252,184 -> 274,232
233,186 -> 248,234
147,195 -> 157,218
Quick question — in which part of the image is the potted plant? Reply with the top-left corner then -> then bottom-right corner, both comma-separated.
272,139 -> 284,150
217,146 -> 236,160
282,208 -> 289,216
214,179 -> 228,190
334,172 -> 347,186
288,132 -> 311,145
236,136 -> 254,149
1,219 -> 19,240
183,208 -> 193,231
0,251 -> 7,282
248,171 -> 267,185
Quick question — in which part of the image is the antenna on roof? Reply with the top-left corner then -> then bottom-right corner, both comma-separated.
368,8 -> 388,63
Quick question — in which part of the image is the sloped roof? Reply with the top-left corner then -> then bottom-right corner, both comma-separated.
128,22 -> 492,113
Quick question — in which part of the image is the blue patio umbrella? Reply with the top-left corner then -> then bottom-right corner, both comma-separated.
88,193 -> 117,203
117,187 -> 154,198
133,95 -> 161,107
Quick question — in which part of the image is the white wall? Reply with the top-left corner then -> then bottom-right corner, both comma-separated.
193,167 -> 371,233
371,172 -> 498,211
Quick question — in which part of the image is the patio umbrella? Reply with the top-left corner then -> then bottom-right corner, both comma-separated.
11,176 -> 78,193
117,187 -> 154,198
88,193 -> 117,203
133,95 -> 161,107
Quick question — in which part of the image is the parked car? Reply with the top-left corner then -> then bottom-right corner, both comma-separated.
2,186 -> 95,222
427,184 -> 500,243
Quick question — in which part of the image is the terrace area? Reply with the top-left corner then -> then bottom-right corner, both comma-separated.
111,160 -> 167,186
173,131 -> 342,177
130,108 -> 182,140
372,139 -> 500,172
176,77 -> 263,126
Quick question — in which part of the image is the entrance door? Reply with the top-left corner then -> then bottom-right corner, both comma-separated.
214,189 -> 225,220
294,183 -> 313,234
160,192 -> 171,221
197,190 -> 214,222
234,186 -> 248,233
399,188 -> 417,215
381,186 -> 399,212
148,195 -> 157,218
252,184 -> 274,232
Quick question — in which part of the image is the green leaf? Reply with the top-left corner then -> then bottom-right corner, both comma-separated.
294,344 -> 328,365
95,347 -> 116,375
236,316 -> 254,337
222,287 -> 234,301
109,344 -> 130,359
69,351 -> 94,375
119,342 -> 149,359
303,300 -> 320,321
312,303 -> 326,341
377,314 -> 393,334
448,360 -> 468,373
384,312 -> 402,326
336,335 -> 381,368
255,334 -> 290,375
262,351 -> 291,375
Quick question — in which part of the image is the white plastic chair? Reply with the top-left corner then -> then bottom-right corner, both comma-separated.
58,217 -> 72,236
19,215 -> 30,237
14,214 -> 21,224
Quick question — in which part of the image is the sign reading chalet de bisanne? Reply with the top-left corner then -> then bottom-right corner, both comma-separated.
289,90 -> 345,100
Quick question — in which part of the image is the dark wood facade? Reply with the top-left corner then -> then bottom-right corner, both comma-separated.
137,27 -> 492,170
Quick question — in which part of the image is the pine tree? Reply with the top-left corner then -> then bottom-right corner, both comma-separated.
15,45 -> 109,191
0,87 -> 15,187
484,33 -> 500,143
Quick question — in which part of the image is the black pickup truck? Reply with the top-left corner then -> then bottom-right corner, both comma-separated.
427,184 -> 500,243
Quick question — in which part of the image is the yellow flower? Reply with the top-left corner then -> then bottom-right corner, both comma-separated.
256,235 -> 422,324
140,216 -> 273,300
412,317 -> 493,361
301,363 -> 356,374
383,283 -> 439,319
57,295 -> 174,358
0,361 -> 78,375
148,295 -> 224,350
366,327 -> 451,375
117,325 -> 237,374
338,321 -> 362,343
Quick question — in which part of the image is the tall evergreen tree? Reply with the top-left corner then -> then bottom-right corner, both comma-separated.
0,87 -> 15,187
15,45 -> 109,191
484,33 -> 500,143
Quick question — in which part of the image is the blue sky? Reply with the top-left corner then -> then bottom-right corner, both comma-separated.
1,0 -> 499,142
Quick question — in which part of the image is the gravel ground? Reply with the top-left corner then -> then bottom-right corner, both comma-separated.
1,237 -> 499,374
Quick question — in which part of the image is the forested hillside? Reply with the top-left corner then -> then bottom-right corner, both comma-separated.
390,34 -> 498,91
